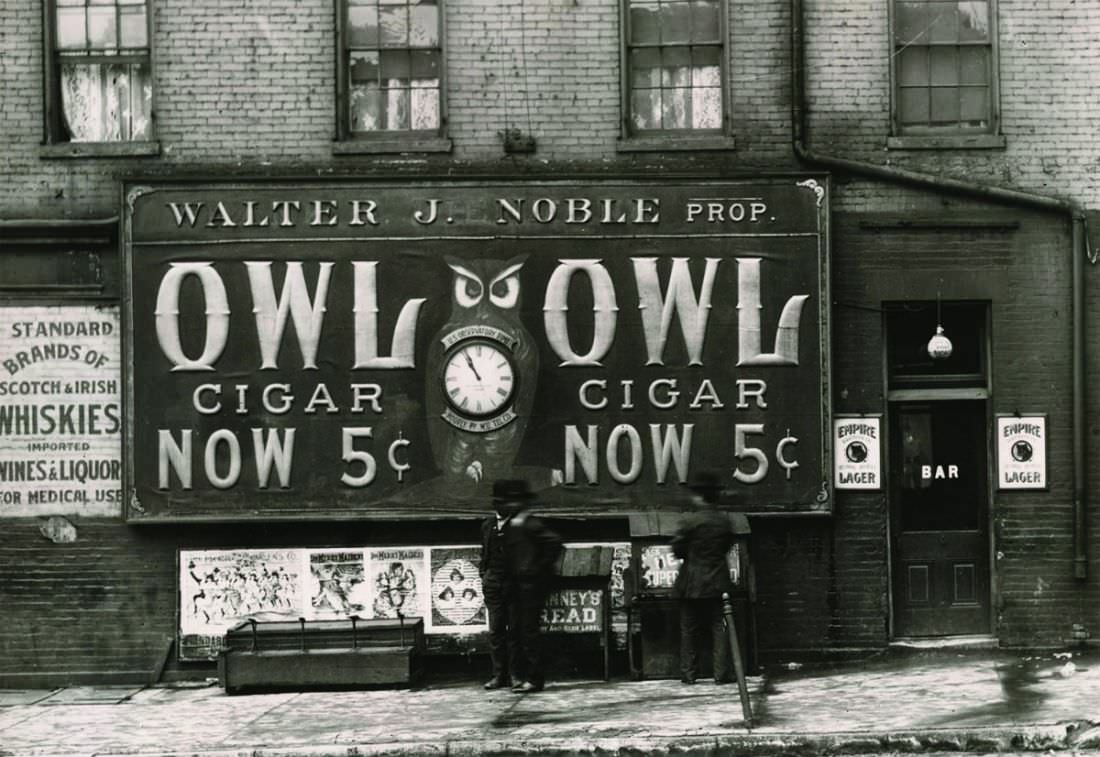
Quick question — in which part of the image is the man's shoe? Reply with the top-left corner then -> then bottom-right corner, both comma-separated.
511,680 -> 543,693
680,677 -> 696,685
483,677 -> 509,690
714,677 -> 734,685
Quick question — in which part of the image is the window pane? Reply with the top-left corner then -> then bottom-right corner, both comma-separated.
411,87 -> 440,129
690,0 -> 720,44
350,50 -> 380,83
57,7 -> 87,49
630,48 -> 661,88
410,49 -> 440,81
660,1 -> 692,45
350,83 -> 383,131
662,87 -> 689,128
897,46 -> 929,86
383,87 -> 410,129
959,46 -> 988,84
895,2 -> 931,45
929,46 -> 958,86
379,4 -> 408,46
691,46 -> 720,87
930,86 -> 960,124
899,87 -> 930,125
631,89 -> 660,130
409,2 -> 438,47
630,3 -> 660,45
958,1 -> 990,42
87,5 -> 118,49
380,49 -> 411,83
927,2 -> 958,43
120,5 -> 147,48
348,5 -> 380,47
960,85 -> 989,124
692,87 -> 721,128
660,46 -> 691,87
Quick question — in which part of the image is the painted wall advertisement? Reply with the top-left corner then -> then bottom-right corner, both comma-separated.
125,179 -> 830,521
179,542 -> 630,660
0,305 -> 122,517
996,415 -> 1047,490
833,416 -> 881,491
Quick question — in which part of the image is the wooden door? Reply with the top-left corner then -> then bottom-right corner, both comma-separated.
891,400 -> 990,637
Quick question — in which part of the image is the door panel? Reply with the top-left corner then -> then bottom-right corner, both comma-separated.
891,400 -> 990,637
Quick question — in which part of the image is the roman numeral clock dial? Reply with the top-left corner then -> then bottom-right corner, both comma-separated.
441,339 -> 519,432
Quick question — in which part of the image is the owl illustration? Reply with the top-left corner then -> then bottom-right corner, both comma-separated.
424,254 -> 538,486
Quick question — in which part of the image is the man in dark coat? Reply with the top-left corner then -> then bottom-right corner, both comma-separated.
479,479 -> 563,693
671,471 -> 735,685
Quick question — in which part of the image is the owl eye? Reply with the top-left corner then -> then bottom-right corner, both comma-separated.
489,274 -> 520,308
449,265 -> 484,308
488,260 -> 525,309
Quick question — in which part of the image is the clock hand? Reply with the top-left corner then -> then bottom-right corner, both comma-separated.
463,352 -> 482,381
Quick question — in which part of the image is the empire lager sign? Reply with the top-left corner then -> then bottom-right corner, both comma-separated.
123,178 -> 831,521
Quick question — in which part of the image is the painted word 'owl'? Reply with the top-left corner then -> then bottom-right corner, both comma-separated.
425,255 -> 538,485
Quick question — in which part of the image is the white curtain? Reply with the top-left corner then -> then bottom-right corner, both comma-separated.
60,63 -> 150,142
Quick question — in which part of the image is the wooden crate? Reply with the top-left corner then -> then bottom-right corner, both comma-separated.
219,617 -> 424,693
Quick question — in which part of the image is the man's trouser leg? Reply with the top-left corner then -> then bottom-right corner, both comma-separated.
679,599 -> 702,682
709,597 -> 733,682
516,581 -> 546,686
483,577 -> 512,682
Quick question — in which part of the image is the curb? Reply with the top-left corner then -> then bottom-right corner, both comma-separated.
21,723 -> 1088,757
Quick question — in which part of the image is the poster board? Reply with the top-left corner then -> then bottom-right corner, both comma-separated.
833,415 -> 882,491
996,415 -> 1047,490
178,540 -> 633,659
0,305 -> 122,516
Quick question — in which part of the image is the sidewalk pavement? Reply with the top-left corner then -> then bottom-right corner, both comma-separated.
3,648 -> 1100,757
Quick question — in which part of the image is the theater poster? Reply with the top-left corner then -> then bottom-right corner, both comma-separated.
426,546 -> 487,633
124,178 -> 830,521
178,548 -> 303,660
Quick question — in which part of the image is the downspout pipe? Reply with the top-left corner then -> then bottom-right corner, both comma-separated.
790,0 -> 1089,580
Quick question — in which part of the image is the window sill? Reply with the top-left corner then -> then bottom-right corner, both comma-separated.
886,134 -> 1006,150
332,136 -> 453,155
616,135 -> 736,153
39,141 -> 161,159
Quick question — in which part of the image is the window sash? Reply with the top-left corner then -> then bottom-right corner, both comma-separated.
340,0 -> 444,137
890,0 -> 998,136
47,0 -> 154,144
622,0 -> 728,136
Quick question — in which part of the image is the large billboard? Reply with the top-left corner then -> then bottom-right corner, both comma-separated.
124,178 -> 830,520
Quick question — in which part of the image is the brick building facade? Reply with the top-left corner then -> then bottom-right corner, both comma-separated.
1,0 -> 1098,685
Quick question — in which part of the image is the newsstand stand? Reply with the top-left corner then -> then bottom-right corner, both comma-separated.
624,511 -> 754,679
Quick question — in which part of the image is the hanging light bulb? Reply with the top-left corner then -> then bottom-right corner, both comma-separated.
927,289 -> 953,360
927,324 -> 953,360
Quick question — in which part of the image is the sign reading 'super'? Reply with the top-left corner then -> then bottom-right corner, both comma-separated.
123,179 -> 830,520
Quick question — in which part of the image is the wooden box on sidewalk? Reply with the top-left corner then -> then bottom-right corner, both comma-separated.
219,617 -> 424,693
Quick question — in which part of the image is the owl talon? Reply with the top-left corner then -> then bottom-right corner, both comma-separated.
466,461 -> 483,483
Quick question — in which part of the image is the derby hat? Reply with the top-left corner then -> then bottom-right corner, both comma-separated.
492,478 -> 537,504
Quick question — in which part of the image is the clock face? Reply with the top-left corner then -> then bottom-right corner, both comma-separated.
442,340 -> 516,418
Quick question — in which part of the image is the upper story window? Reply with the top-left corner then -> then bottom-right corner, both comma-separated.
45,0 -> 153,145
336,0 -> 448,151
891,1 -> 1002,146
621,0 -> 729,142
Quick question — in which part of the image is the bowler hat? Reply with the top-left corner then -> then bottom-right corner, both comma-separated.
492,479 -> 536,503
685,470 -> 723,495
